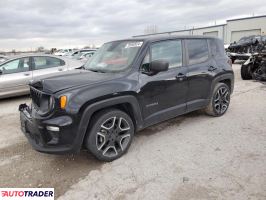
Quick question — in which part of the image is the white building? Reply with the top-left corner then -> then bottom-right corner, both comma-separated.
133,15 -> 266,44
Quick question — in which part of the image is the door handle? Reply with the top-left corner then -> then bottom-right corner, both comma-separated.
208,66 -> 217,72
24,73 -> 30,76
58,68 -> 63,71
175,73 -> 186,81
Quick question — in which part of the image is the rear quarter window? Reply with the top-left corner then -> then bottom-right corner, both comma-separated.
209,39 -> 226,58
187,39 -> 209,65
33,57 -> 65,70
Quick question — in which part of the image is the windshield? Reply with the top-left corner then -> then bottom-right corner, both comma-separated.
84,40 -> 143,72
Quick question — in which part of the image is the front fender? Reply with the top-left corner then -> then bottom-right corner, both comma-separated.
74,95 -> 143,151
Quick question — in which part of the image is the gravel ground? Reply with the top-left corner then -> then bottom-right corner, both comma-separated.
0,64 -> 265,200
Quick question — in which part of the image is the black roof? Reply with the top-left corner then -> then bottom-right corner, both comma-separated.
115,35 -> 218,43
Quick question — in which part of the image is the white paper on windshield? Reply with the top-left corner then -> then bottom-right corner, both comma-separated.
125,42 -> 143,48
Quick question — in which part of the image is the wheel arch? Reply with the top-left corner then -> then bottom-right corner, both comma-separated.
210,73 -> 234,97
76,95 -> 143,151
219,79 -> 231,91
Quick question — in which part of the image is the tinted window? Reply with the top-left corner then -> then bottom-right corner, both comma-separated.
151,40 -> 182,68
187,39 -> 209,65
0,58 -> 29,74
33,57 -> 64,70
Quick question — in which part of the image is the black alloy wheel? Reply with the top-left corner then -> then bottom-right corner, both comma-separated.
205,83 -> 231,117
213,86 -> 230,115
85,109 -> 134,161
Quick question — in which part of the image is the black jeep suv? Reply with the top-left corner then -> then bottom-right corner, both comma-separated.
19,36 -> 234,161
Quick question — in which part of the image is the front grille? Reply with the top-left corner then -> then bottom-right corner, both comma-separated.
30,86 -> 43,107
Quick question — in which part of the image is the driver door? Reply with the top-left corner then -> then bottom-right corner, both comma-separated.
138,39 -> 188,127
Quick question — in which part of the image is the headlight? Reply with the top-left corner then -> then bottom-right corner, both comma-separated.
38,95 -> 55,116
48,96 -> 55,111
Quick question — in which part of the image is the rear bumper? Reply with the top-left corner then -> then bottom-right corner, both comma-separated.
19,104 -> 81,154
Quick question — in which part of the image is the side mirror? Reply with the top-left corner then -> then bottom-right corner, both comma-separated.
150,60 -> 169,73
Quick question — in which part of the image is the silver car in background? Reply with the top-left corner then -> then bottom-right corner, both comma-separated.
0,54 -> 83,98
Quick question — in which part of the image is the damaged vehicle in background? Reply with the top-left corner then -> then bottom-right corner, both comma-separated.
0,54 -> 83,98
241,49 -> 266,81
228,35 -> 266,63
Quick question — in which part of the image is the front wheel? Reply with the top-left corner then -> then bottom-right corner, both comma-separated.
85,109 -> 134,162
205,83 -> 231,117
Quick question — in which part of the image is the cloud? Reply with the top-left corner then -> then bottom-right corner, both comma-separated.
0,0 -> 265,50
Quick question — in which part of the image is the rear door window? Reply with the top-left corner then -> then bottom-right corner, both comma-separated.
33,57 -> 64,70
187,39 -> 209,65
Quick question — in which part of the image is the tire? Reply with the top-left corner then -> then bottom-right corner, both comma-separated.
205,83 -> 231,117
241,64 -> 252,80
85,108 -> 135,162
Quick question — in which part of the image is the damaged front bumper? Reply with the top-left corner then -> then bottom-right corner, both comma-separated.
230,52 -> 251,60
19,103 -> 80,154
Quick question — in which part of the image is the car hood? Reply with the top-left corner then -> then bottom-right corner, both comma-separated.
30,69 -> 123,94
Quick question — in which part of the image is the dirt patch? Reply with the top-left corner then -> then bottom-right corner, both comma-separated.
0,142 -> 102,197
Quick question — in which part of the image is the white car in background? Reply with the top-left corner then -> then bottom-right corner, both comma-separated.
78,51 -> 95,63
0,55 -> 8,63
0,54 -> 83,98
54,49 -> 74,56
67,49 -> 97,59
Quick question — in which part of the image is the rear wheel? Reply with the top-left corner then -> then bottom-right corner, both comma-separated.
241,64 -> 252,80
85,108 -> 134,162
205,83 -> 230,117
